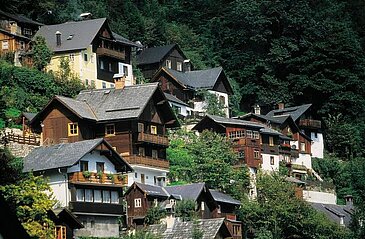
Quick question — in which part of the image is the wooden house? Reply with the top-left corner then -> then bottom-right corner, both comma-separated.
35,18 -> 141,89
23,138 -> 133,237
30,81 -> 179,187
0,10 -> 42,65
136,44 -> 191,79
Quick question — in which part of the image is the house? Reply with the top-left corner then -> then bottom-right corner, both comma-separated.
35,18 -> 141,89
152,67 -> 233,118
29,81 -> 179,187
23,138 -> 133,238
0,10 -> 42,65
136,44 -> 192,79
49,208 -> 84,239
124,182 -> 242,238
147,218 -> 233,239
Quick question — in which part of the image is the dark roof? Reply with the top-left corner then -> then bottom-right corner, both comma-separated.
164,93 -> 188,107
23,138 -> 133,172
210,190 -> 240,205
0,10 -> 43,26
164,67 -> 223,90
35,18 -> 107,52
0,28 -> 31,40
260,127 -> 282,136
164,183 -> 206,201
136,44 -> 177,65
135,182 -> 169,198
285,177 -> 306,185
56,95 -> 97,120
238,113 -> 289,125
112,31 -> 143,48
148,218 -> 231,239
51,208 -> 83,229
310,202 -> 354,227
266,104 -> 312,121
22,112 -> 37,121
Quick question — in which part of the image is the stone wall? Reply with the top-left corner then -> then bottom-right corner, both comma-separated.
74,215 -> 120,238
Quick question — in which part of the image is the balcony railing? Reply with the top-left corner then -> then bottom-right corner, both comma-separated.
69,201 -> 123,215
4,132 -> 40,146
69,172 -> 128,186
96,47 -> 125,60
299,119 -> 321,129
126,155 -> 169,169
137,133 -> 169,146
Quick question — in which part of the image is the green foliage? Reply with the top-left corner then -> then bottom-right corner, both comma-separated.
198,90 -> 226,117
0,145 -> 22,185
0,173 -> 57,238
192,219 -> 203,239
145,205 -> 166,225
175,199 -> 197,222
32,36 -> 52,71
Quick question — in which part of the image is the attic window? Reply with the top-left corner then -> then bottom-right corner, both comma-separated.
67,35 -> 74,40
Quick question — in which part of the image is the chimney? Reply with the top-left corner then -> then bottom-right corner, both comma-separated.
278,103 -> 285,110
55,31 -> 62,46
254,105 -> 261,115
183,59 -> 191,72
166,215 -> 176,231
113,74 -> 126,89
79,13 -> 92,20
344,195 -> 353,206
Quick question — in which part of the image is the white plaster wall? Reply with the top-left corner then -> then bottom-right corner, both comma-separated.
209,90 -> 229,117
74,215 -> 120,238
45,171 -> 70,208
127,165 -> 168,186
292,153 -> 312,170
248,167 -> 257,199
67,152 -> 117,174
169,102 -> 193,117
261,154 -> 280,172
118,62 -> 134,86
311,132 -> 324,159
291,140 -> 299,150
303,190 -> 337,204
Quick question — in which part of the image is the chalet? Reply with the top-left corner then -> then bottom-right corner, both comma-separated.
152,67 -> 233,117
35,18 -> 141,89
30,81 -> 179,187
136,44 -> 192,79
49,208 -> 84,239
23,138 -> 133,238
147,218 -> 233,239
0,10 -> 42,65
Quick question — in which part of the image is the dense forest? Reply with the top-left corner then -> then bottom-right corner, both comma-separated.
1,0 -> 365,238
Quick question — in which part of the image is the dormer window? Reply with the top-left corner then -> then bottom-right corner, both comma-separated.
177,61 -> 182,71
68,123 -> 78,136
166,60 -> 172,69
151,125 -> 157,135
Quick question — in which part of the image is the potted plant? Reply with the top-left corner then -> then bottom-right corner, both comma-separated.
82,171 -> 91,179
96,171 -> 103,179
117,174 -> 126,184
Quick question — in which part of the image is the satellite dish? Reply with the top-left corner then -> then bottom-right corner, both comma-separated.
291,145 -> 296,150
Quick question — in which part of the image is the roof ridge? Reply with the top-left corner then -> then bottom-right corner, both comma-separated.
42,18 -> 107,27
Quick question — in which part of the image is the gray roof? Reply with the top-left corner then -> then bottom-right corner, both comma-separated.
164,93 -> 188,107
285,177 -> 306,185
165,67 -> 223,90
148,218 -> 229,239
239,113 -> 290,125
266,104 -> 312,121
135,182 -> 169,198
22,112 -> 37,122
204,114 -> 265,129
136,44 -> 176,65
210,190 -> 241,205
23,138 -> 103,172
0,10 -> 43,26
164,183 -> 206,201
56,95 -> 97,120
310,202 -> 354,227
23,138 -> 132,172
260,127 -> 282,136
75,83 -> 159,121
35,18 -> 107,52
112,31 -> 143,48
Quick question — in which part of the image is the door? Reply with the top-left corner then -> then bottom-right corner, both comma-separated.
141,174 -> 145,184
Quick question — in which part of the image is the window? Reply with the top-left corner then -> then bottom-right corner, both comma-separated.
100,59 -> 105,70
111,191 -> 119,204
84,53 -> 88,61
253,131 -> 260,139
270,156 -> 275,165
2,40 -> 8,50
94,190 -> 102,203
154,198 -> 158,207
151,125 -> 157,135
138,123 -> 144,132
238,150 -> 245,159
254,149 -> 260,159
246,130 -> 252,138
19,41 -> 25,50
68,123 -> 78,136
152,149 -> 158,159
217,204 -> 221,214
314,132 -> 318,138
96,162 -> 104,173
103,190 -> 111,203
110,83 -> 114,88
80,161 -> 88,172
123,65 -> 128,76
138,147 -> 145,156
85,79 -> 89,86
85,189 -> 93,202
219,95 -> 225,105
300,142 -> 306,152
105,124 -> 115,136
177,61 -> 182,71
269,136 -> 274,146
76,189 -> 84,201
69,53 -> 75,62
90,220 -> 95,228
135,173 -> 138,178
201,201 -> 205,211
55,226 -> 66,239
170,199 -> 175,205
102,82 -> 106,88
23,28 -> 32,36
166,60 -> 172,69
228,130 -> 245,139
108,63 -> 112,71
135,198 -> 142,208
90,55 -> 94,63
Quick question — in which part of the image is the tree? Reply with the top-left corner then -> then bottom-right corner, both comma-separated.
32,36 -> 52,71
199,90 -> 226,117
145,206 -> 166,225
175,199 -> 197,221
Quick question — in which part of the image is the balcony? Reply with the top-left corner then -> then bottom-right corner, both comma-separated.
126,155 -> 169,169
299,119 -> 321,129
69,201 -> 123,215
137,132 -> 169,146
96,47 -> 125,60
69,172 -> 128,186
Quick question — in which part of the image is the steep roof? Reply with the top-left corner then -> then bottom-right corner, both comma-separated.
310,203 -> 354,227
22,112 -> 37,122
210,190 -> 241,205
23,138 -> 133,172
134,182 -> 169,198
136,44 -> 177,65
0,10 -> 43,26
260,127 -> 282,136
266,104 -> 312,121
112,31 -> 143,48
193,114 -> 265,131
164,183 -> 206,201
164,93 -> 189,107
148,218 -> 231,239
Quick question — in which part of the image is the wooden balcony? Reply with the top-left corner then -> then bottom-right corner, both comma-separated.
69,201 -> 123,215
96,47 -> 125,60
5,132 -> 40,146
126,155 -> 169,169
299,119 -> 321,129
137,133 -> 169,146
69,172 -> 128,186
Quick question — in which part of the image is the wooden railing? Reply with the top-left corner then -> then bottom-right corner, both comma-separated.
137,133 -> 169,146
126,155 -> 169,169
96,47 -> 125,60
69,172 -> 128,186
299,119 -> 321,129
5,132 -> 40,146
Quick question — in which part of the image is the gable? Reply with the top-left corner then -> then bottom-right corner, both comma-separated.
212,72 -> 233,95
